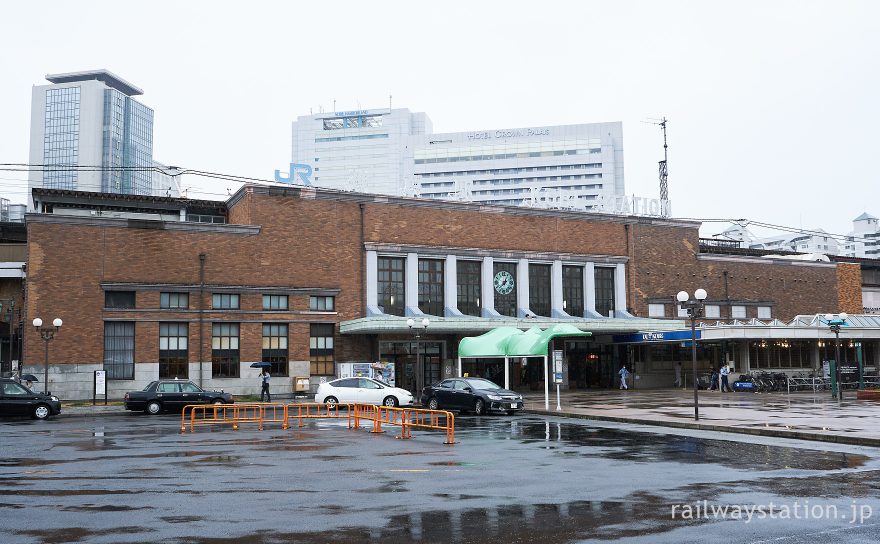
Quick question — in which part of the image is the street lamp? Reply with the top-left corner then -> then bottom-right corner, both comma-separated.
823,312 -> 848,401
33,317 -> 62,394
677,289 -> 707,421
407,318 -> 430,396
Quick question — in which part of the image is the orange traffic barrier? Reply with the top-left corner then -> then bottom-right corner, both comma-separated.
181,402 -> 455,445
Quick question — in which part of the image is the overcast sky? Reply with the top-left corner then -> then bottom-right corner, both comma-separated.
2,0 -> 878,237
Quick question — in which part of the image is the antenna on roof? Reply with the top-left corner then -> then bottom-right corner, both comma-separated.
333,99 -> 336,112
389,94 -> 392,110
643,117 -> 669,201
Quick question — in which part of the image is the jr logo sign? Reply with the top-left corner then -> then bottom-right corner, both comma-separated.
274,163 -> 313,186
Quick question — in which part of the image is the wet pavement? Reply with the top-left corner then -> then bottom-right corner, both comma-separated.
2,412 -> 880,543
524,389 -> 880,445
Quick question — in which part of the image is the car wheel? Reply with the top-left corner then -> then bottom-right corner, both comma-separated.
474,399 -> 485,416
428,397 -> 439,410
32,404 -> 51,420
212,399 -> 224,405
323,396 -> 338,406
383,396 -> 398,407
146,401 -> 162,415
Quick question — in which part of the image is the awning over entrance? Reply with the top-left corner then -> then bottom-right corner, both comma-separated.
457,324 -> 593,411
458,324 -> 592,357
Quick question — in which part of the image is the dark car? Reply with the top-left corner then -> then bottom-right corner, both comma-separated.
125,380 -> 234,415
421,377 -> 523,416
0,378 -> 62,420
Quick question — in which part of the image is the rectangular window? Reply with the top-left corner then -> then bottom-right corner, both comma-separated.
105,291 -> 136,309
677,305 -> 689,318
262,294 -> 289,310
757,306 -> 772,319
378,256 -> 405,316
262,323 -> 289,376
529,263 -> 552,317
160,292 -> 189,309
310,323 -> 335,376
594,267 -> 615,318
731,305 -> 747,319
212,293 -> 240,309
159,322 -> 188,378
418,259 -> 444,316
493,262 -> 517,317
562,266 -> 584,317
309,296 -> 335,311
104,322 -> 134,379
648,303 -> 666,318
457,260 -> 481,317
705,305 -> 721,319
211,323 -> 240,378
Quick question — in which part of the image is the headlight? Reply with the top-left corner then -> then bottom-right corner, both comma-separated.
50,396 -> 59,401
487,394 -> 502,400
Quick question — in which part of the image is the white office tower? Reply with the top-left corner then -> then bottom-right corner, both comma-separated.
28,70 -> 154,207
289,107 -> 625,210
841,213 -> 880,258
292,109 -> 432,196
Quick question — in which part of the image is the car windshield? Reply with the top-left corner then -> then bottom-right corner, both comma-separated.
466,378 -> 501,390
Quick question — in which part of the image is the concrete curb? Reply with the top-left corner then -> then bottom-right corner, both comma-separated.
523,409 -> 880,448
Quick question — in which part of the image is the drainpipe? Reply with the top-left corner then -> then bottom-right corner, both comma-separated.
199,253 -> 206,388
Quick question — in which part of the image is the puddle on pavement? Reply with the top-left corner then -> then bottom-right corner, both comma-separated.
16,526 -> 155,544
481,419 -> 869,471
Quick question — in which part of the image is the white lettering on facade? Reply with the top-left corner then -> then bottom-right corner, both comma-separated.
466,128 -> 551,140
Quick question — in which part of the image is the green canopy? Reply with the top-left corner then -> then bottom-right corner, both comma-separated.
458,324 -> 592,358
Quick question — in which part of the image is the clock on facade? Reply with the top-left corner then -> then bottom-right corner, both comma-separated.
493,270 -> 515,295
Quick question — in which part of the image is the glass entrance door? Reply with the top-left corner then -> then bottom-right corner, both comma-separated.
379,341 -> 443,396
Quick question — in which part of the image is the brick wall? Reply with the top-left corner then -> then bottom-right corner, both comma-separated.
837,262 -> 863,314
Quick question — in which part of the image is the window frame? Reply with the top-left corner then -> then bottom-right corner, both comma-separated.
159,322 -> 189,379
160,292 -> 189,310
211,322 -> 240,378
648,303 -> 666,318
103,321 -> 135,380
528,263 -> 552,317
105,291 -> 136,309
377,256 -> 405,316
456,260 -> 482,317
262,294 -> 289,311
309,295 -> 336,311
418,258 -> 445,316
594,267 -> 615,318
309,323 -> 335,376
262,323 -> 289,376
212,293 -> 240,310
562,265 -> 584,317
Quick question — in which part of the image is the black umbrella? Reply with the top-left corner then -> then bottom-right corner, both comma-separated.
20,374 -> 38,382
249,362 -> 272,368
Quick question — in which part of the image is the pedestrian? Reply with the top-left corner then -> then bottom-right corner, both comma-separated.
720,363 -> 732,393
618,365 -> 630,390
674,362 -> 682,388
260,368 -> 271,402
709,369 -> 719,391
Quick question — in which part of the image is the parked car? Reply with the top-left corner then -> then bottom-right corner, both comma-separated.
421,377 -> 523,415
0,378 -> 62,420
124,380 -> 234,415
315,377 -> 414,407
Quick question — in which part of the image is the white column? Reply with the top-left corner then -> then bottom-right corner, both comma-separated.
543,355 -> 549,410
585,262 -> 597,317
551,260 -> 566,317
481,256 -> 498,317
366,250 -> 380,316
615,263 -> 627,314
457,357 -> 462,378
504,356 -> 509,389
444,254 -> 462,316
517,258 -> 530,317
405,252 -> 422,316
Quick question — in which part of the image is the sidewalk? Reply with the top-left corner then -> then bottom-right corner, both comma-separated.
523,388 -> 880,447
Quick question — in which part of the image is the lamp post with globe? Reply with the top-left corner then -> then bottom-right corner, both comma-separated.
676,289 -> 707,421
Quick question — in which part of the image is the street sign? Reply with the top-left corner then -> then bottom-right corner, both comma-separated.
94,370 -> 107,406
552,350 -> 563,384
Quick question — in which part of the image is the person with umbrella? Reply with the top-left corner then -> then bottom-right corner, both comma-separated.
250,363 -> 272,402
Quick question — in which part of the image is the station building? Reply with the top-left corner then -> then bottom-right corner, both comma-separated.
19,185 -> 877,400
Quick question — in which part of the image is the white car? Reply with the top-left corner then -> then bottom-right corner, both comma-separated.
315,377 -> 414,407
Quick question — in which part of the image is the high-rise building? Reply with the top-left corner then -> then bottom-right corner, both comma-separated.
287,107 -> 625,210
28,70 -> 155,207
841,212 -> 880,258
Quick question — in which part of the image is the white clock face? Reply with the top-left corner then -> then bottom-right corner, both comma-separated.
494,270 -> 515,295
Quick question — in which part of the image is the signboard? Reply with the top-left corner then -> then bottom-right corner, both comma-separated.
613,330 -> 701,344
822,361 -> 831,378
552,350 -> 564,384
95,370 -> 106,395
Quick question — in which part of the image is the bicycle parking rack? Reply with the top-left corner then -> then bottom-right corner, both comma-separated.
181,402 -> 455,444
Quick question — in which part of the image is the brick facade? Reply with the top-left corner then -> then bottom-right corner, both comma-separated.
22,186 -> 865,397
